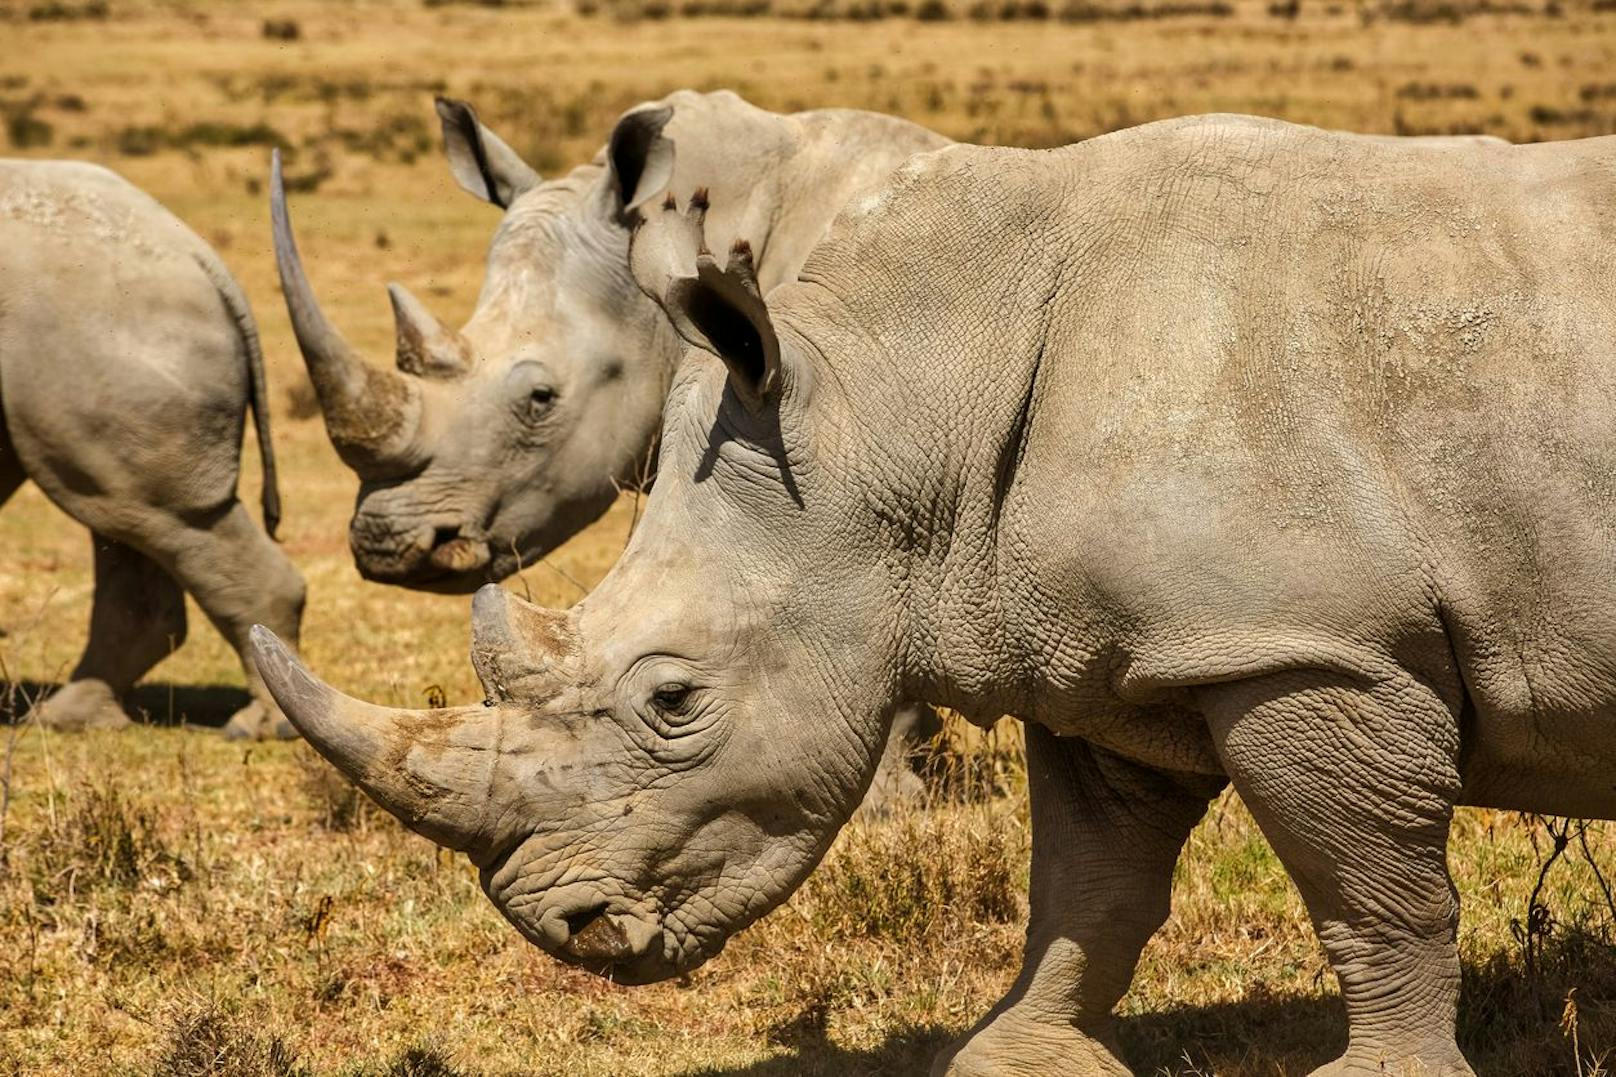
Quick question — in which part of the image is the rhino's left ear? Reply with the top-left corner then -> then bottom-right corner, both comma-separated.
435,96 -> 540,210
631,191 -> 781,409
607,104 -> 676,215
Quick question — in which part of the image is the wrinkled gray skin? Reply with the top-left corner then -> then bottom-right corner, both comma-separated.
274,89 -> 948,802
2,160 -> 303,738
250,114 -> 1599,1073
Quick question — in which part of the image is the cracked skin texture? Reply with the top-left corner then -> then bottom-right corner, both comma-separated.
264,114 -> 1616,1076
780,115 -> 1616,1074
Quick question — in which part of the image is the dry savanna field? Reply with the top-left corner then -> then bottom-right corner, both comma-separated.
5,0 -> 1616,1073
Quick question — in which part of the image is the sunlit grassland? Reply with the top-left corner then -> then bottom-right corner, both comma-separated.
4,0 -> 1616,1072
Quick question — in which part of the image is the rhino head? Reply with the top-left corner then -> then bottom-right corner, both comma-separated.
272,97 -> 681,592
252,194 -> 910,982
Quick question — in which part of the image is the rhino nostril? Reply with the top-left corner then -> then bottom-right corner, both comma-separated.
564,904 -> 609,939
431,525 -> 461,549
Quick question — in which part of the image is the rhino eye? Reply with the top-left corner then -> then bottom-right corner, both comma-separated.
526,386 -> 557,420
650,682 -> 692,714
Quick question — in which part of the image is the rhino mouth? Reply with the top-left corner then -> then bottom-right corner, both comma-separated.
353,546 -> 494,594
512,888 -> 673,983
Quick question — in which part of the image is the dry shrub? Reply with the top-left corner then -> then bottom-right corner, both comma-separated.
23,0 -> 108,20
798,721 -> 1027,937
26,780 -> 192,906
295,746 -> 386,832
152,998 -> 308,1077
799,796 -> 1027,942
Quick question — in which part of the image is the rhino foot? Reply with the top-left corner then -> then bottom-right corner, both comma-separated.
29,680 -> 134,733
933,1008 -> 1131,1077
222,700 -> 300,741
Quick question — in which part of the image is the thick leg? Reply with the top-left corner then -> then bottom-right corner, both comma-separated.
154,501 -> 305,740
1201,672 -> 1470,1077
860,702 -> 945,814
934,726 -> 1222,1076
31,535 -> 187,731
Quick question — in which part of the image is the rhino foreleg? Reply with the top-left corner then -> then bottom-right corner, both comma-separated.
1204,671 -> 1471,1077
934,726 -> 1222,1076
32,535 -> 186,732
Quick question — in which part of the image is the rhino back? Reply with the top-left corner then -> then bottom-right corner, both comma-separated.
788,117 -> 1616,806
0,159 -> 247,514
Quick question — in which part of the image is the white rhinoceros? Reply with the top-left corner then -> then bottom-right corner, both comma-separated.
1,160 -> 304,738
247,113 -> 1591,1074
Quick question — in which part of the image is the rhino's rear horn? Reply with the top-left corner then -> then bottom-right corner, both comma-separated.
270,150 -> 424,477
389,283 -> 473,379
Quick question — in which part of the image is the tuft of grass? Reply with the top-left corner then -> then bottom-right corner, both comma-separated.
802,798 -> 1026,942
295,747 -> 384,833
5,109 -> 53,149
24,0 -> 108,21
26,780 -> 192,904
152,998 -> 309,1077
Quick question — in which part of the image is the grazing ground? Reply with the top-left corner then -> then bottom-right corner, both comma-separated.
3,0 -> 1616,1072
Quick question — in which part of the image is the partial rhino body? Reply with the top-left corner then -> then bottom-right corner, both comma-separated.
2,160 -> 303,738
254,114 -> 1596,1073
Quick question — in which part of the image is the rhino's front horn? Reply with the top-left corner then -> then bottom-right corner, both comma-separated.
389,283 -> 473,379
250,625 -> 502,856
270,151 -> 424,478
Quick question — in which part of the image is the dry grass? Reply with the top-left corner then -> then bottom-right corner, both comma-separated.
4,0 -> 1616,1072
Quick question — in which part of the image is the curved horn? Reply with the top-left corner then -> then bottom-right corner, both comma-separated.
388,283 -> 473,379
250,625 -> 500,855
270,150 -> 423,476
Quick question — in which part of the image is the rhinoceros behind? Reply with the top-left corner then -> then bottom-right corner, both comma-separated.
251,115 -> 1605,1073
273,88 -> 948,591
2,160 -> 304,738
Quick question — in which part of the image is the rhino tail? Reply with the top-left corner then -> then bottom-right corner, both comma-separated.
195,252 -> 283,540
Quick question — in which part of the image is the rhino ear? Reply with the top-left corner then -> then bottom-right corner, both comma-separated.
608,104 -> 676,215
632,191 -> 781,409
673,241 -> 781,406
435,96 -> 540,209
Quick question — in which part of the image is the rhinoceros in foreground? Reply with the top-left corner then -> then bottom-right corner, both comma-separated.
2,160 -> 303,738
272,88 -> 950,802
251,113 -> 1598,1073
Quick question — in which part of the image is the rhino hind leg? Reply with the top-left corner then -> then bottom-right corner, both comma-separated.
31,535 -> 187,732
158,500 -> 305,741
934,726 -> 1221,1076
1204,670 -> 1472,1077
